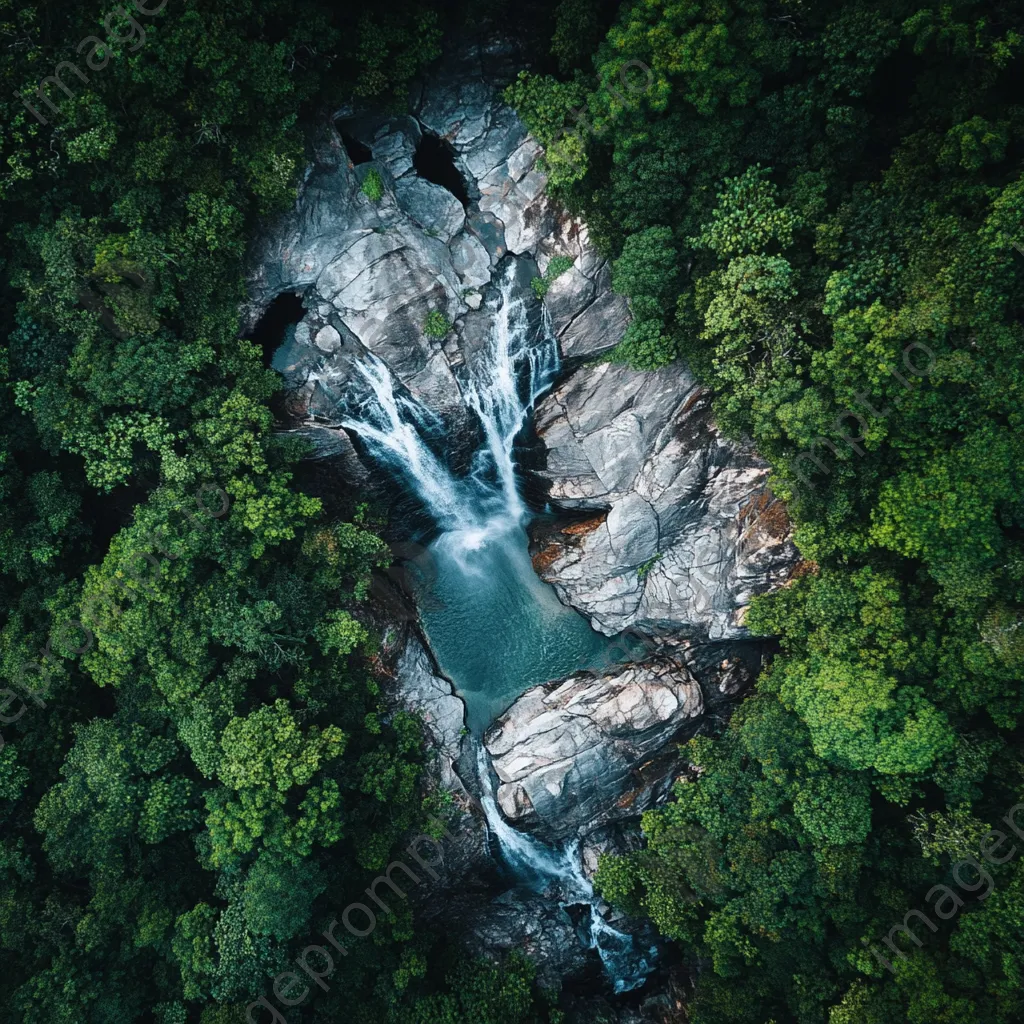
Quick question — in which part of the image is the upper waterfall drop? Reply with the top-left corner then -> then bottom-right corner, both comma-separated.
336,259 -> 559,546
338,352 -> 471,530
465,265 -> 560,525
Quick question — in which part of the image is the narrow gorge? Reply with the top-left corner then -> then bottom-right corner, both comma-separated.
246,41 -> 798,1011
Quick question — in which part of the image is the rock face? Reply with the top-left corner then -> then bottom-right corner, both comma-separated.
246,42 -> 628,455
579,822 -> 647,883
484,659 -> 703,842
459,889 -> 596,990
394,633 -> 466,785
529,360 -> 798,638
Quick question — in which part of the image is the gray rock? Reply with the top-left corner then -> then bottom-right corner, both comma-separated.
557,282 -> 633,360
543,264 -> 595,337
530,361 -> 798,638
450,231 -> 491,289
580,822 -> 646,882
542,247 -> 632,363
459,889 -> 594,990
247,56 -> 629,441
465,210 -> 506,261
484,659 -> 702,842
275,426 -> 372,485
394,175 -> 466,242
395,633 -> 466,785
364,115 -> 421,179
314,324 -> 341,353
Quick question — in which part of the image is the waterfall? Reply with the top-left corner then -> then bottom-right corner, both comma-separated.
465,271 -> 559,522
334,261 -> 558,546
332,258 -> 655,994
337,353 -> 472,529
476,746 -> 657,994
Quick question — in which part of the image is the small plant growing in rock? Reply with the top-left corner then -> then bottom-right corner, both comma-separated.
637,553 -> 662,580
424,311 -> 452,338
361,168 -> 384,203
531,254 -> 576,298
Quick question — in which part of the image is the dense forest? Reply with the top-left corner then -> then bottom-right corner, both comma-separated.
0,0 -> 1022,1022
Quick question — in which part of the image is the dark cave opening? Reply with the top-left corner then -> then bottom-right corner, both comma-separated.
250,292 -> 305,367
341,132 -> 374,165
414,131 -> 471,207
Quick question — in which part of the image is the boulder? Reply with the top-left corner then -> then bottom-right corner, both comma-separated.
451,232 -> 491,289
459,889 -> 595,991
393,175 -> 466,242
314,324 -> 341,353
530,360 -> 798,638
484,660 -> 703,842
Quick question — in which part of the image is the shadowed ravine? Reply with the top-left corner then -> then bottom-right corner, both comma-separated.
334,261 -> 656,992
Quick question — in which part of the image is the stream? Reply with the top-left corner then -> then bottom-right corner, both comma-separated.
327,260 -> 656,993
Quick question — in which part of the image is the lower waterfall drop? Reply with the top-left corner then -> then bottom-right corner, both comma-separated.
476,746 -> 657,993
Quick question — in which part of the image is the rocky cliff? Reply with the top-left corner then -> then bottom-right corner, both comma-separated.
249,33 -> 799,834
528,360 -> 797,639
245,42 -> 628,458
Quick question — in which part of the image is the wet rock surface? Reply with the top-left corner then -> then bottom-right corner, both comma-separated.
394,632 -> 467,786
459,889 -> 596,990
529,360 -> 798,638
484,659 -> 703,842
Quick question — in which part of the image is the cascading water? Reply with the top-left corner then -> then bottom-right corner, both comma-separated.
332,261 -> 557,547
476,747 -> 657,993
331,258 -> 655,993
338,353 -> 471,529
463,272 -> 559,523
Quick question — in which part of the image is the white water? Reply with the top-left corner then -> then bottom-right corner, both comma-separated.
476,747 -> 657,993
337,352 -> 472,531
336,262 -> 557,543
332,259 -> 655,993
464,274 -> 559,522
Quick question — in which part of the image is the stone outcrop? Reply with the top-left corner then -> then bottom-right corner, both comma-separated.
484,659 -> 703,842
579,822 -> 647,882
459,889 -> 596,990
394,633 -> 466,785
529,360 -> 798,638
245,42 -> 628,457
